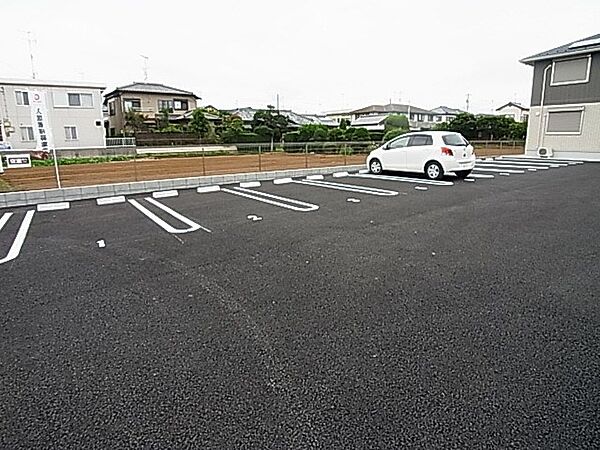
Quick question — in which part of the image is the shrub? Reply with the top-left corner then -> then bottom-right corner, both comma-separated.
383,128 -> 407,142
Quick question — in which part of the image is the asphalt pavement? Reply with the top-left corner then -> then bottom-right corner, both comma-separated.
1,161 -> 599,449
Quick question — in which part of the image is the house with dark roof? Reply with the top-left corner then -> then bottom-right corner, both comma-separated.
495,102 -> 529,122
430,106 -> 466,124
104,82 -> 200,135
349,103 -> 443,130
520,34 -> 600,158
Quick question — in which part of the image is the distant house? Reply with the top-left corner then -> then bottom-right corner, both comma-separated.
430,106 -> 466,123
349,103 -> 438,130
0,78 -> 106,150
226,107 -> 337,128
322,109 -> 354,125
495,102 -> 529,122
520,34 -> 600,159
104,82 -> 200,136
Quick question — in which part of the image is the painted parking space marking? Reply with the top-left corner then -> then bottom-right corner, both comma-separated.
152,190 -> 179,199
128,198 -> 211,234
294,179 -> 398,196
197,185 -> 221,193
97,196 -> 126,205
473,167 -> 525,174
414,186 -> 428,191
0,210 -> 35,266
499,157 -> 583,165
350,173 -> 454,186
478,159 -> 563,168
37,202 -> 70,212
305,174 -> 324,181
476,162 -> 551,170
221,187 -> 319,212
358,169 -> 369,174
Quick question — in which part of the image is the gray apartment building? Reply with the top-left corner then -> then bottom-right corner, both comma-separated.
521,34 -> 600,159
0,78 -> 106,151
104,82 -> 199,136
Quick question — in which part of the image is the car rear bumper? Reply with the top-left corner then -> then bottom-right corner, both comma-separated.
444,157 -> 476,172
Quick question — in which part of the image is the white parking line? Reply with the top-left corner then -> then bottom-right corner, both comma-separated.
221,187 -> 319,212
36,202 -> 70,212
499,157 -> 583,165
97,196 -> 126,205
305,174 -> 325,181
294,179 -> 398,196
473,167 -> 525,174
479,159 -> 563,167
414,186 -> 428,191
350,173 -> 454,186
128,198 -> 211,234
475,162 -> 551,170
0,210 -> 35,266
358,169 -> 369,174
152,190 -> 179,199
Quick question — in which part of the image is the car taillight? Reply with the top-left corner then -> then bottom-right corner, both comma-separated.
441,147 -> 454,156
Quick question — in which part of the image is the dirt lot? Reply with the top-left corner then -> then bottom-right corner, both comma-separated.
0,153 -> 365,191
1,146 -> 524,192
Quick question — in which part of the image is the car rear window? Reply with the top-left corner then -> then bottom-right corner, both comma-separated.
408,135 -> 433,146
442,134 -> 467,146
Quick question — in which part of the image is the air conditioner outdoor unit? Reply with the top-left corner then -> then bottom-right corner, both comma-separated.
537,147 -> 553,158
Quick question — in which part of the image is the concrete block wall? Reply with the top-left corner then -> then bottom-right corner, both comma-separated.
0,165 -> 365,209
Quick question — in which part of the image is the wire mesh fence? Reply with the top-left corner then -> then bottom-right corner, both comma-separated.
0,140 -> 524,192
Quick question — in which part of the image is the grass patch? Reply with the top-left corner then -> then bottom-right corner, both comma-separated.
0,176 -> 13,192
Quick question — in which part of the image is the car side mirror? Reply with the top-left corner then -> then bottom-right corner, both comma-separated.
383,143 -> 390,150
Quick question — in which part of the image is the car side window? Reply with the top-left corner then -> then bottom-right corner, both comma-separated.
388,136 -> 410,149
408,135 -> 433,147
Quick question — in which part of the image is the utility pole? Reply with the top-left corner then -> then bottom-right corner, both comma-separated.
25,31 -> 37,79
466,93 -> 471,112
140,55 -> 149,81
276,93 -> 280,113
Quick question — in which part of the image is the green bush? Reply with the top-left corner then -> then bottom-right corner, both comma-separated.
383,128 -> 407,142
352,128 -> 371,141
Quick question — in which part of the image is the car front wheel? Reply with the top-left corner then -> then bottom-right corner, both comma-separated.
425,161 -> 444,180
369,158 -> 383,175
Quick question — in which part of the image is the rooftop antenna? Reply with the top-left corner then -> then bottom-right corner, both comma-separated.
140,55 -> 149,82
466,93 -> 471,112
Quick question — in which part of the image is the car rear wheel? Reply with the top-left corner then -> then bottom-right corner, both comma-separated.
425,161 -> 443,180
455,169 -> 472,179
369,159 -> 383,175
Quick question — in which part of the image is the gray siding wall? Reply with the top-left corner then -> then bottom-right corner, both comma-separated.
530,53 -> 600,106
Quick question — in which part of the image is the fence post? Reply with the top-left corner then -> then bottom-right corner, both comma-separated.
52,148 -> 62,189
500,141 -> 503,150
133,148 -> 138,182
305,143 -> 308,168
258,145 -> 262,172
343,144 -> 347,166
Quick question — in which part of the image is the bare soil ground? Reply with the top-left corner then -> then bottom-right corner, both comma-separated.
1,153 -> 365,191
0,147 -> 524,192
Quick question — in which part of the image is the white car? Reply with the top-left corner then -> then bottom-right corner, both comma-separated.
366,131 -> 476,180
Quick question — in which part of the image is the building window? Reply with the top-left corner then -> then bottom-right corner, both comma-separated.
551,56 -> 591,85
68,93 -> 93,107
20,126 -> 35,141
16,91 -> 30,106
123,98 -> 141,111
65,126 -> 78,140
546,109 -> 583,134
173,99 -> 189,110
158,100 -> 174,111
108,101 -> 116,116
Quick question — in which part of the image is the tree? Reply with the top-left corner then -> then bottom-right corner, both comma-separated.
187,108 -> 211,135
124,110 -> 148,133
384,114 -> 409,132
251,109 -> 289,141
156,108 -> 172,130
445,113 -> 478,139
383,128 -> 406,142
352,128 -> 371,141
339,118 -> 350,130
328,128 -> 344,142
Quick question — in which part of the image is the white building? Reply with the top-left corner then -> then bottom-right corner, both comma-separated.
495,102 -> 529,122
0,78 -> 106,151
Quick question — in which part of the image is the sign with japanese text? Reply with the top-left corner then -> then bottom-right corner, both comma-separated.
6,154 -> 32,168
29,91 -> 54,152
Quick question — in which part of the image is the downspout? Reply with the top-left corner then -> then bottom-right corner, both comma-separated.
537,64 -> 552,150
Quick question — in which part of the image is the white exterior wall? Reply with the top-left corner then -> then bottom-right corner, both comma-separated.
0,82 -> 105,150
496,105 -> 529,122
525,103 -> 600,159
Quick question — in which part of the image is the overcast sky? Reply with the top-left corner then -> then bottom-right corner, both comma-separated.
2,0 -> 599,114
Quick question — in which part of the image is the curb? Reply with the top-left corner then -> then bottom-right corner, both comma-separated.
0,165 -> 365,209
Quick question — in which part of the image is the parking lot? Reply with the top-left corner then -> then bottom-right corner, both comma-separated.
1,157 -> 599,449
